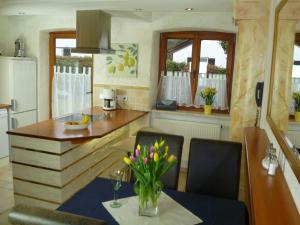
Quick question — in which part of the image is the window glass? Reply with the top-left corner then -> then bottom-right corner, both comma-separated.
52,37 -> 92,118
55,38 -> 92,73
194,40 -> 228,110
291,43 -> 300,114
158,32 -> 234,111
293,44 -> 300,78
166,39 -> 193,73
199,40 -> 227,75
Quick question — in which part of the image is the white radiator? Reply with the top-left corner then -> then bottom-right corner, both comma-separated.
151,118 -> 221,168
287,131 -> 300,148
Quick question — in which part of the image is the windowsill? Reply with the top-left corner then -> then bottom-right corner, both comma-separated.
288,118 -> 300,131
151,109 -> 230,126
152,108 -> 229,119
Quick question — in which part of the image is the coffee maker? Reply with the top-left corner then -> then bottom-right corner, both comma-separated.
100,89 -> 116,111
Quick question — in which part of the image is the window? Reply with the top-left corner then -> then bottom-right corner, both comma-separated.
49,31 -> 93,118
158,31 -> 235,112
290,33 -> 300,115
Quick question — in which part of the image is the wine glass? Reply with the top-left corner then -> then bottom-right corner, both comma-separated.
109,169 -> 124,208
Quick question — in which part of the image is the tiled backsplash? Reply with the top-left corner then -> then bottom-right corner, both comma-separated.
93,84 -> 150,111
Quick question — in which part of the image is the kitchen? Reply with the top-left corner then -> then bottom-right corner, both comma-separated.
0,0 -> 300,224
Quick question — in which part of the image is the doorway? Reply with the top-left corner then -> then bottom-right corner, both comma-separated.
49,31 -> 93,118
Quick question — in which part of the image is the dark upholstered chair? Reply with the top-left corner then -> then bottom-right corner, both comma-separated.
8,204 -> 107,225
132,131 -> 184,190
186,138 -> 242,200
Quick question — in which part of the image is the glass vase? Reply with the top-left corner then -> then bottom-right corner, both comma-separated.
138,186 -> 160,217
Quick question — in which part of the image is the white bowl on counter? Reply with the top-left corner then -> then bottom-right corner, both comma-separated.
64,123 -> 89,130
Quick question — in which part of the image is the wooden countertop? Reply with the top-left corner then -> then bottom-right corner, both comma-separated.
244,127 -> 299,225
0,104 -> 10,110
7,108 -> 148,141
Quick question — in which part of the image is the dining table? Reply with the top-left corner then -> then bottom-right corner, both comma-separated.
58,177 -> 248,225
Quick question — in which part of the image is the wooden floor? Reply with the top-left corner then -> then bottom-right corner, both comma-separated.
0,157 -> 188,214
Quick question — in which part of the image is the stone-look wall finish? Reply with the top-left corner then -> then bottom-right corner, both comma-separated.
230,18 -> 270,141
93,85 -> 150,111
230,0 -> 270,203
270,20 -> 296,132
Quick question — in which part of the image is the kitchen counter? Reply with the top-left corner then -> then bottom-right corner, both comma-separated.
7,108 -> 149,209
7,108 -> 147,141
0,104 -> 10,109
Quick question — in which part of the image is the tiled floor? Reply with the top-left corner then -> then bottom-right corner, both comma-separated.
0,156 -> 187,214
0,157 -> 14,214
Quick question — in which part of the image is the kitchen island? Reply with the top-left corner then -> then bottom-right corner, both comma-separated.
7,108 -> 149,209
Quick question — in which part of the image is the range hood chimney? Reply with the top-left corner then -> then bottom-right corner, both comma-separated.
72,10 -> 115,54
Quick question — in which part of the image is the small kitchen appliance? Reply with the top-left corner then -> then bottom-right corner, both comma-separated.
100,89 -> 116,111
14,39 -> 25,57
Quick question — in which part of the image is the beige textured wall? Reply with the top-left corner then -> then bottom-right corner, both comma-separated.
230,18 -> 270,141
270,20 -> 296,132
231,0 -> 271,204
93,85 -> 150,111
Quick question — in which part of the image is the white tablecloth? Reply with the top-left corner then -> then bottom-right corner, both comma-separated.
102,192 -> 203,225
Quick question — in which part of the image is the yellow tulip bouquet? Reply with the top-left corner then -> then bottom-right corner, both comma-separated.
293,92 -> 300,112
200,87 -> 217,105
123,140 -> 177,216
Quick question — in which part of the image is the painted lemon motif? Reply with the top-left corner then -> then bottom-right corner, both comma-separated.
118,64 -> 124,71
108,65 -> 115,73
124,52 -> 129,60
128,57 -> 136,67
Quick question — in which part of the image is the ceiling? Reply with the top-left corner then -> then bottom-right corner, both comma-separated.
0,0 -> 233,16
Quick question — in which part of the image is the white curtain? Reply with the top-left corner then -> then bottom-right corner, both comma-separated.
52,66 -> 92,118
194,73 -> 228,110
290,78 -> 300,114
157,71 -> 193,106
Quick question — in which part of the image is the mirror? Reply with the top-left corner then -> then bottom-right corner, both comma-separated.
267,0 -> 300,182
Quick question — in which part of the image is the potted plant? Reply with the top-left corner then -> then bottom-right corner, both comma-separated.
293,92 -> 300,122
200,87 -> 217,115
123,140 -> 177,217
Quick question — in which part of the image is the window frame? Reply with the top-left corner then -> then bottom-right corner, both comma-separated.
49,31 -> 94,119
158,31 -> 236,113
49,31 -> 76,118
289,33 -> 300,119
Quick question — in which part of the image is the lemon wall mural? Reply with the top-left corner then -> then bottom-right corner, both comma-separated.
106,43 -> 138,76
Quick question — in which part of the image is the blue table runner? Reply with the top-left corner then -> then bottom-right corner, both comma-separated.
58,178 -> 247,225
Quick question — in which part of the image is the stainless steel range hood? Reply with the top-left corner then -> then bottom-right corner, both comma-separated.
72,10 -> 115,54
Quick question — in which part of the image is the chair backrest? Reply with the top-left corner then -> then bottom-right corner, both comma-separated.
133,131 -> 184,190
186,138 -> 242,200
8,204 -> 107,225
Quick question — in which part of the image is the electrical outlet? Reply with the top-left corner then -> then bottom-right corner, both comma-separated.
116,95 -> 128,101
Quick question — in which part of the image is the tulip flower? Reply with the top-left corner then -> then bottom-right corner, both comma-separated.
135,148 -> 141,157
137,144 -> 141,150
150,146 -> 154,153
123,157 -> 132,165
130,155 -> 136,161
167,154 -> 176,163
154,141 -> 159,149
165,145 -> 169,154
150,152 -> 154,158
144,157 -> 148,164
154,152 -> 159,162
159,140 -> 165,147
163,146 -> 169,157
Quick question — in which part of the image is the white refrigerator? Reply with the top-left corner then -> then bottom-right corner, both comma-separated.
0,109 -> 9,158
0,56 -> 37,158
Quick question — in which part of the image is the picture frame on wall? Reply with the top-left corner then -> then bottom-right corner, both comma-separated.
105,43 -> 138,77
